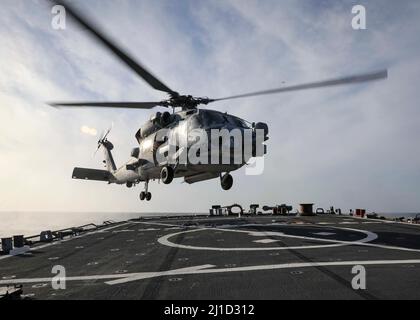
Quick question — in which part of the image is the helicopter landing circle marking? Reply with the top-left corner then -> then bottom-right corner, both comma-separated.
157,227 -> 378,251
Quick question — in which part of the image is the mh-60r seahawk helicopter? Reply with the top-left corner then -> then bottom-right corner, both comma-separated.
49,1 -> 388,201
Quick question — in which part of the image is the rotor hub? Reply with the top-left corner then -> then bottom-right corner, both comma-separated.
161,95 -> 213,110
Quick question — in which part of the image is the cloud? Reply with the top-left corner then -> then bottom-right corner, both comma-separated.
80,125 -> 98,136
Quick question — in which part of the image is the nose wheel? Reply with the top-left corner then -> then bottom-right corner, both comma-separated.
139,180 -> 152,201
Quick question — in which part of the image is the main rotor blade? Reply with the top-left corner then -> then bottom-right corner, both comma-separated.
210,70 -> 388,102
49,102 -> 165,109
49,0 -> 176,95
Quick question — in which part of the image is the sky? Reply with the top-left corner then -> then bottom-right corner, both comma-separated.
1,0 -> 420,222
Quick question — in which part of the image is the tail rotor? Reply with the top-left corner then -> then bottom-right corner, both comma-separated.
94,124 -> 114,157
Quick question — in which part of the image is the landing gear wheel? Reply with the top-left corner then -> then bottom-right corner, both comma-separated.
221,173 -> 233,191
146,192 -> 152,201
161,166 -> 174,185
139,192 -> 146,201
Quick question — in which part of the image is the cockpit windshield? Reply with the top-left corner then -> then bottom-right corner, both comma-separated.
197,110 -> 249,128
227,115 -> 249,128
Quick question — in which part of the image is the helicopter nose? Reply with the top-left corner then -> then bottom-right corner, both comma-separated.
255,122 -> 269,140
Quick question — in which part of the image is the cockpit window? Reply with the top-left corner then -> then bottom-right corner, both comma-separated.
227,115 -> 248,128
197,110 -> 248,128
196,110 -> 222,127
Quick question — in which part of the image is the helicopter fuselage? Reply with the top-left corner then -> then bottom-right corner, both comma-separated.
107,108 -> 268,187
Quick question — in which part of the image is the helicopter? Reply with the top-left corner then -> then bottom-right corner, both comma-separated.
48,1 -> 388,201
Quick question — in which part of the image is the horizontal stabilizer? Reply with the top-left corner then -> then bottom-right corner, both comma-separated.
72,167 -> 111,182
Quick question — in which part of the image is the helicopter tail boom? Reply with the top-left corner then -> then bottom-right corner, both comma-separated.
101,141 -> 117,172
72,168 -> 111,182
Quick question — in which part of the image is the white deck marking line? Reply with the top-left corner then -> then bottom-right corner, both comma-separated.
112,260 -> 411,285
159,226 -> 420,254
137,221 -> 319,229
0,222 -> 133,262
157,227 -> 377,251
122,221 -> 420,253
2,260 -> 420,286
253,239 -> 281,244
138,221 -> 377,250
137,228 -> 161,231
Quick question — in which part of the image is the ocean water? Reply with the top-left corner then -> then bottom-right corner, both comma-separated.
0,211 -> 419,238
0,211 -> 203,238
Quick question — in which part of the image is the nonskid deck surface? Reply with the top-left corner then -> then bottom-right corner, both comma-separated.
1,215 -> 420,300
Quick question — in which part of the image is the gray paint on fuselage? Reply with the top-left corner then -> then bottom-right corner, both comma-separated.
104,109 -> 255,185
